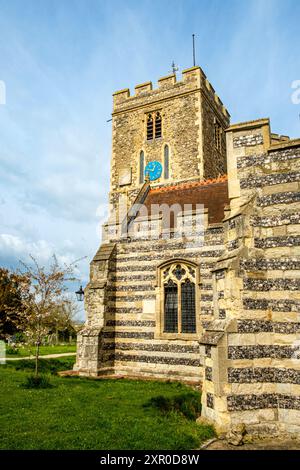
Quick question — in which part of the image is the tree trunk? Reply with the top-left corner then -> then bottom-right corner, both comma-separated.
35,341 -> 40,377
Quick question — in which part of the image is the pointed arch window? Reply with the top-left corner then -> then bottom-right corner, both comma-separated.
146,111 -> 162,140
164,145 -> 169,179
181,279 -> 196,333
159,261 -> 198,336
155,112 -> 162,138
164,279 -> 178,332
139,151 -> 145,184
146,114 -> 154,140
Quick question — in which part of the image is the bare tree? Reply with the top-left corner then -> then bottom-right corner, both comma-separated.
19,255 -> 77,377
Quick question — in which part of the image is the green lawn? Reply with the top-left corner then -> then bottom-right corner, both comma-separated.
6,343 -> 76,357
0,360 -> 214,450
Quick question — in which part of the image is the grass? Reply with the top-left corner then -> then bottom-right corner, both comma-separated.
6,343 -> 76,358
5,356 -> 76,374
144,391 -> 202,421
22,374 -> 53,389
0,360 -> 215,450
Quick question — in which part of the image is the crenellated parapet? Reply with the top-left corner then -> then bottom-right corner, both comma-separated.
112,66 -> 230,121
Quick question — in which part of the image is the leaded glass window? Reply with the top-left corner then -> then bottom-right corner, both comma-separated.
164,280 -> 178,333
174,265 -> 186,281
161,261 -> 197,335
181,279 -> 196,333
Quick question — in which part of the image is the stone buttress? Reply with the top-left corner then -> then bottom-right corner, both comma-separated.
200,119 -> 300,437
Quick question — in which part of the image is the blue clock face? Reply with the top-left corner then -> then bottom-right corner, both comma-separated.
145,161 -> 162,181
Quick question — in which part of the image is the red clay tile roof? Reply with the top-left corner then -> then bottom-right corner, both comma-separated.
140,175 -> 229,227
150,174 -> 228,193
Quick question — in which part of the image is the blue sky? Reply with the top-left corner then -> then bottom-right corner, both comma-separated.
0,0 -> 299,313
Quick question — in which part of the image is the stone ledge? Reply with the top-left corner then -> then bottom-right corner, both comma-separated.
269,138 -> 300,152
199,331 -> 224,345
226,118 -> 270,132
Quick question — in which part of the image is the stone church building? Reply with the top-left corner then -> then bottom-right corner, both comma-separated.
75,66 -> 300,436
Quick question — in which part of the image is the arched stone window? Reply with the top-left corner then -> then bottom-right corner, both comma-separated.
164,145 -> 169,179
146,111 -> 162,140
155,112 -> 162,138
157,260 -> 199,338
146,114 -> 154,140
214,119 -> 222,152
139,150 -> 145,184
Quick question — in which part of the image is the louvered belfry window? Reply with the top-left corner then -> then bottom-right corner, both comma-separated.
147,114 -> 153,140
155,112 -> 162,138
162,262 -> 197,335
214,120 -> 222,151
146,111 -> 162,140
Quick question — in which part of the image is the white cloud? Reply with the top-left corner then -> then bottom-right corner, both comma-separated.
0,233 -> 75,267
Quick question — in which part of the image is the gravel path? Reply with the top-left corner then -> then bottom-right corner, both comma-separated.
5,352 -> 76,361
203,438 -> 300,450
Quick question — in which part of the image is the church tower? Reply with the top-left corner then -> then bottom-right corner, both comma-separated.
109,66 -> 230,217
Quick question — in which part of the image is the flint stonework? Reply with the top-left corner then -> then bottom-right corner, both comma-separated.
75,70 -> 300,438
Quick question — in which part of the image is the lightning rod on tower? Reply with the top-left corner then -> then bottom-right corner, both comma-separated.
192,34 -> 196,66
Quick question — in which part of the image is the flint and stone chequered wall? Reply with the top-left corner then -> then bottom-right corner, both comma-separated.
75,219 -> 226,383
200,120 -> 300,436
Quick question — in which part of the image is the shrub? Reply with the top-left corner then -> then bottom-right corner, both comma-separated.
14,332 -> 26,343
6,345 -> 19,355
144,391 -> 202,421
8,357 -> 75,375
22,374 -> 53,389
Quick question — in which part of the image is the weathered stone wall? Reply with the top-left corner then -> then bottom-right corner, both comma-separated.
200,76 -> 228,178
200,119 -> 300,437
74,243 -> 116,376
75,177 -> 229,383
110,67 -> 229,215
97,217 -> 226,383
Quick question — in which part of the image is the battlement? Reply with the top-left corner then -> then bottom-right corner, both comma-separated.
112,66 -> 230,119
